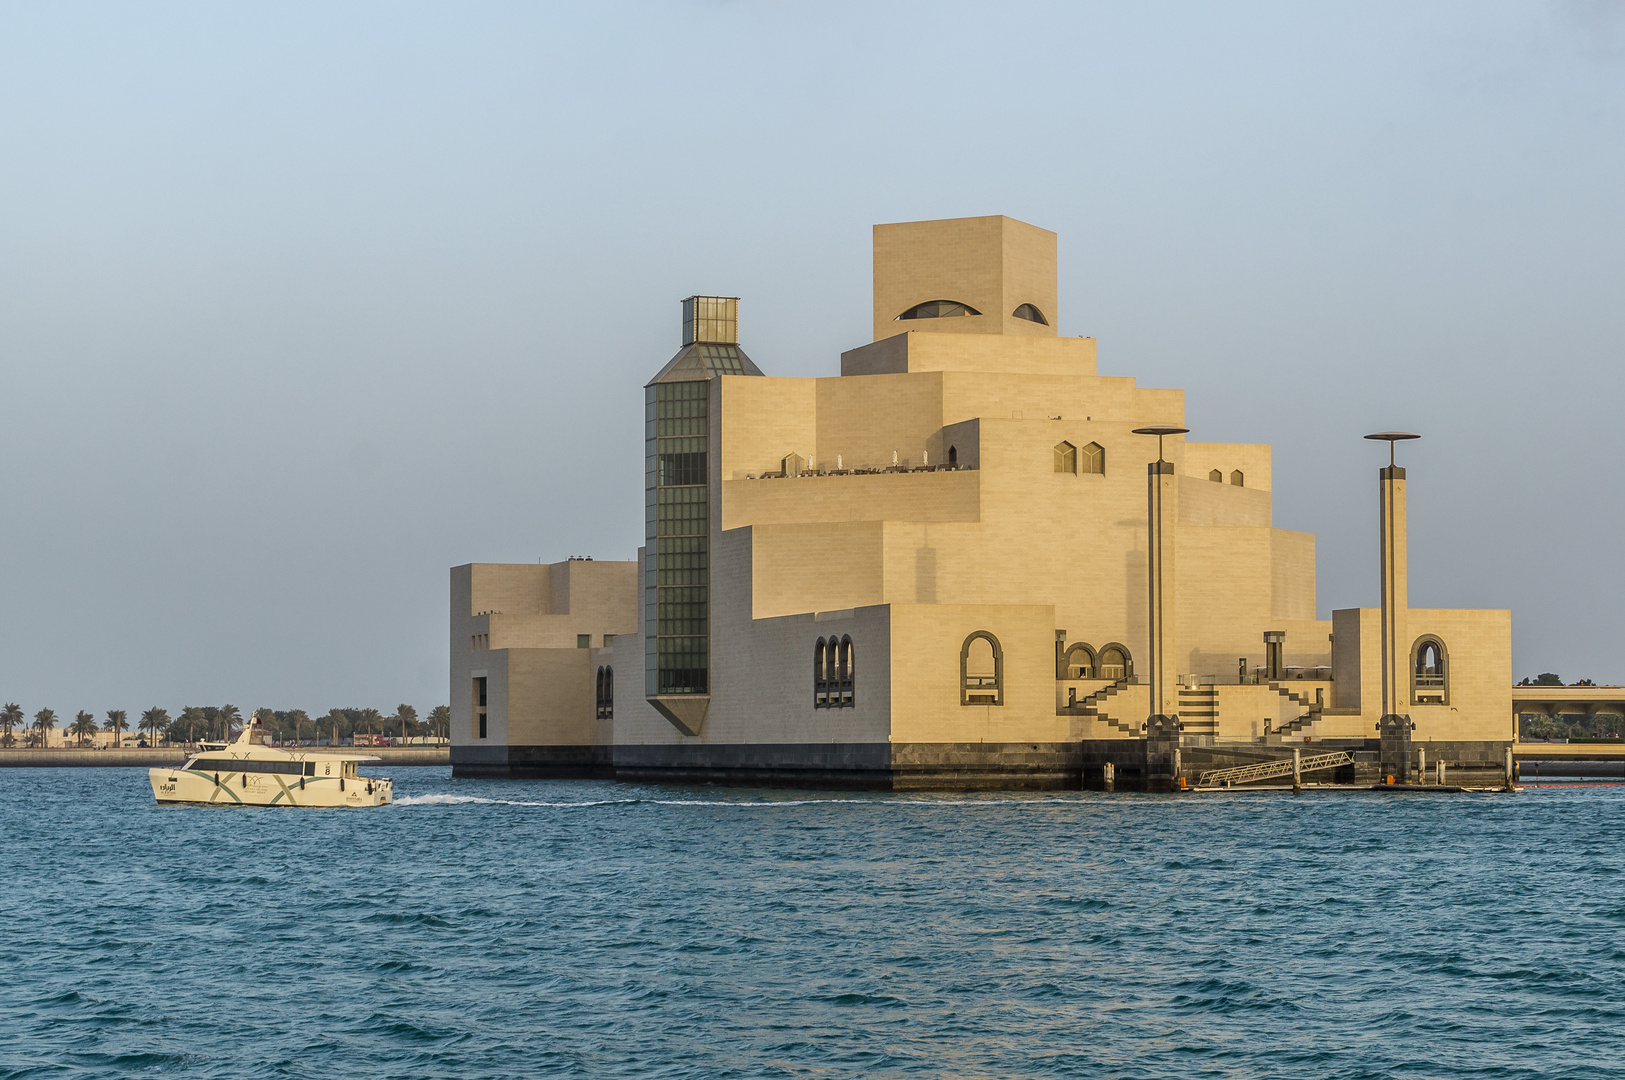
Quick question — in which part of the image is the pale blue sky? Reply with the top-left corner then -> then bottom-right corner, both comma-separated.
2,1 -> 1622,714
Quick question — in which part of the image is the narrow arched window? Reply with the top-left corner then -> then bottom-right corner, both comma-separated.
1209,469 -> 1223,483
839,635 -> 855,708
596,666 -> 614,720
1412,636 -> 1448,705
1012,303 -> 1048,325
961,632 -> 1003,706
1054,441 -> 1076,474
1230,470 -> 1244,487
897,300 -> 982,320
814,637 -> 828,708
1098,643 -> 1131,682
1064,643 -> 1095,680
1081,442 -> 1104,475
948,445 -> 958,466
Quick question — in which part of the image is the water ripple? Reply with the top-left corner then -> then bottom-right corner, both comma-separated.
1,768 -> 1623,1078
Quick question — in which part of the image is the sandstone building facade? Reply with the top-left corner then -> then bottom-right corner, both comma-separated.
450,215 -> 1514,787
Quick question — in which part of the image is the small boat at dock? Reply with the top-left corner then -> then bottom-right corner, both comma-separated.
148,719 -> 393,807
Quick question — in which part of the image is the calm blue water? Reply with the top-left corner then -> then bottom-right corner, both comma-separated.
2,767 -> 1623,1079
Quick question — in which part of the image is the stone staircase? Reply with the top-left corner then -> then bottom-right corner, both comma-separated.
1268,681 -> 1322,735
1071,676 -> 1140,735
1177,686 -> 1217,737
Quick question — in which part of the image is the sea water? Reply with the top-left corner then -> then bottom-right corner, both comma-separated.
1,767 -> 1622,1079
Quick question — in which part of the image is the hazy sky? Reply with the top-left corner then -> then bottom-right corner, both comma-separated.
3,1 -> 1622,716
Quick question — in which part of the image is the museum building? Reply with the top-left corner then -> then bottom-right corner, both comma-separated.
449,215 -> 1514,787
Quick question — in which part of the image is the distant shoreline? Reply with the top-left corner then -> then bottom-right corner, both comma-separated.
0,747 -> 449,768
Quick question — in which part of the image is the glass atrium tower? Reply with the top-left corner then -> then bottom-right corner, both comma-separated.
643,296 -> 763,733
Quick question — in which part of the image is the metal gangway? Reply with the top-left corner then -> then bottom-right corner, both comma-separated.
1198,751 -> 1354,788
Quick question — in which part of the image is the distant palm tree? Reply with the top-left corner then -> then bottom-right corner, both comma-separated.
31,708 -> 56,747
286,709 -> 309,747
217,704 -> 241,742
1,702 -> 23,747
360,708 -> 381,737
395,704 -> 418,742
71,710 -> 98,746
103,709 -> 128,748
429,705 -> 450,743
172,707 -> 205,745
139,707 -> 170,746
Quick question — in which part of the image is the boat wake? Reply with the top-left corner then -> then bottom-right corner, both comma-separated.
391,793 -> 1084,810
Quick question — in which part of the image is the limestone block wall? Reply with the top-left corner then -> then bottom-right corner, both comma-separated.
722,471 -> 979,532
842,333 -> 1096,379
1212,683 -> 1323,741
451,560 -> 638,756
1406,608 -> 1513,743
611,526 -> 892,749
717,375 -> 817,479
888,602 -> 1077,746
1181,443 -> 1273,490
501,647 -> 610,747
871,216 -> 1058,341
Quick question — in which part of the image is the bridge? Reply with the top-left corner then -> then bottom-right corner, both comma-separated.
1512,742 -> 1625,761
1511,685 -> 1625,760
1513,685 -> 1625,720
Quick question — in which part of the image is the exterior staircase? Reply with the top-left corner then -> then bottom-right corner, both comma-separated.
1268,681 -> 1323,736
1070,676 -> 1140,735
1177,686 -> 1217,737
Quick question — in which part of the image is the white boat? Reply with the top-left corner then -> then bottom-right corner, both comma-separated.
148,720 -> 393,807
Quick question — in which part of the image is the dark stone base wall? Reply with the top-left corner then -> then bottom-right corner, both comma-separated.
458,742 -> 1086,789
453,739 -> 1518,789
452,744 -> 614,780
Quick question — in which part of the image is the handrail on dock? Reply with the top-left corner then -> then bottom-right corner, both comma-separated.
1198,751 -> 1354,788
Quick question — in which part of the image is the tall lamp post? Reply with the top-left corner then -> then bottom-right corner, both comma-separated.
1133,425 -> 1189,787
1365,430 -> 1420,782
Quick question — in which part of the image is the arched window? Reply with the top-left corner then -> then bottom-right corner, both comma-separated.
838,635 -> 855,708
897,300 -> 982,320
1097,643 -> 1132,682
1230,470 -> 1244,487
1012,303 -> 1048,325
1412,636 -> 1448,705
596,666 -> 614,720
1054,441 -> 1076,474
1081,442 -> 1104,475
814,637 -> 829,708
961,632 -> 1004,706
948,445 -> 958,466
1064,643 -> 1096,680
1209,469 -> 1223,483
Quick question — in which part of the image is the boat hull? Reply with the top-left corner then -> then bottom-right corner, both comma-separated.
149,766 -> 393,807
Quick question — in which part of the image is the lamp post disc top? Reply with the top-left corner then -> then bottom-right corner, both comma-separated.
1363,431 -> 1420,442
1132,426 -> 1190,436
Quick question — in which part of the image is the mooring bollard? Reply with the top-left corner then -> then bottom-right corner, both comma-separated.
1505,746 -> 1515,791
1292,747 -> 1302,795
1436,760 -> 1446,786
1103,761 -> 1115,791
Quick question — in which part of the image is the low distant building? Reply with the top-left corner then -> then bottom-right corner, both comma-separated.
450,215 -> 1514,787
